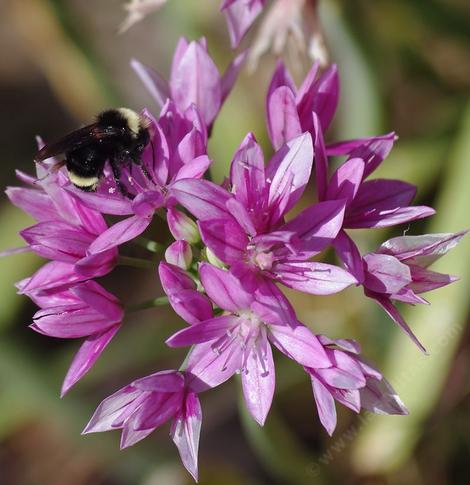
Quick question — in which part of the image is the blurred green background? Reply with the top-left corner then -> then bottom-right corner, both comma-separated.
0,1 -> 469,484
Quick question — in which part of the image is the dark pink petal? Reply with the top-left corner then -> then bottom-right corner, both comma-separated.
360,377 -> 408,415
70,281 -> 123,321
266,60 -> 297,101
229,132 -> 267,214
326,133 -> 395,158
171,179 -> 232,220
19,261 -> 82,294
6,186 -> 58,222
297,64 -> 339,133
199,263 -> 252,311
347,206 -> 435,229
221,49 -> 248,102
120,422 -> 155,449
311,375 -> 337,436
312,113 -> 329,201
269,323 -> 330,368
377,231 -> 467,267
174,155 -> 212,182
390,287 -> 428,305
251,278 -> 297,327
363,253 -> 411,294
199,218 -> 248,264
241,340 -> 275,426
169,289 -> 214,325
408,265 -> 458,294
226,198 -> 257,237
130,58 -> 170,108
166,315 -> 238,347
159,262 -> 196,294
186,340 -> 243,392
65,188 -> 134,215
131,191 -> 164,218
83,386 -> 142,433
330,388 -> 361,413
316,350 -> 366,389
75,249 -> 117,278
88,215 -> 152,254
295,61 -> 319,106
31,306 -> 118,338
333,230 -> 365,283
275,261 -> 357,295
171,392 -> 202,482
282,199 -> 346,255
267,133 -> 314,223
133,392 -> 183,431
61,325 -> 120,396
370,293 -> 427,353
222,0 -> 265,48
133,370 -> 184,393
267,86 -> 302,150
165,240 -> 192,270
170,39 -> 222,126
326,157 -> 365,205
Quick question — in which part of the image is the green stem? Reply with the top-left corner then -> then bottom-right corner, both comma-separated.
117,255 -> 155,270
126,296 -> 169,313
134,237 -> 165,253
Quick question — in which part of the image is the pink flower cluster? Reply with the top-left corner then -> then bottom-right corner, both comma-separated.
4,32 -> 465,482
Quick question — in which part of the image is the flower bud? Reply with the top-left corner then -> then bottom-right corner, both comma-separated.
165,240 -> 193,270
205,247 -> 226,269
167,207 -> 200,244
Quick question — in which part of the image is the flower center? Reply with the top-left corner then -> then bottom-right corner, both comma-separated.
247,244 -> 275,271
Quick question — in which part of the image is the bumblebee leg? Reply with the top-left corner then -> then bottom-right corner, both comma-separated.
109,157 -> 129,197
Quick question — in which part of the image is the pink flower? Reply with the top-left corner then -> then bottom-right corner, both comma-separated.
166,263 -> 331,426
132,37 -> 247,130
83,370 -> 202,481
361,231 -> 466,352
307,336 -> 408,435
30,280 -> 123,395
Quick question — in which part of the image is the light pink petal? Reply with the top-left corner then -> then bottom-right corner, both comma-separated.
171,392 -> 202,482
275,261 -> 357,295
311,375 -> 337,436
174,155 -> 212,182
222,0 -> 265,48
159,262 -> 196,294
186,340 -> 243,392
267,86 -> 302,150
6,186 -> 58,221
61,324 -> 120,396
242,340 -> 275,426
83,386 -> 142,434
360,377 -> 408,415
318,335 -> 361,355
363,253 -> 411,295
130,58 -> 170,108
312,113 -> 329,201
378,231 -> 467,267
19,261 -> 81,294
65,188 -> 134,215
408,265 -> 458,294
133,370 -> 185,393
169,289 -> 214,325
199,263 -> 252,311
88,216 -> 152,254
269,323 -> 330,368
133,392 -> 182,431
226,198 -> 257,237
70,281 -> 123,320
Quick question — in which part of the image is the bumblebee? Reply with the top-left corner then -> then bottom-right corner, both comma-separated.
35,108 -> 151,192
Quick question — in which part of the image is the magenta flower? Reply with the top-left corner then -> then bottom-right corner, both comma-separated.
172,132 -> 356,296
70,104 -> 211,256
6,153 -> 117,282
30,280 -> 123,395
307,336 -> 408,435
167,263 -> 331,425
83,370 -> 202,481
132,37 -> 247,130
266,60 -> 339,149
360,231 -> 466,352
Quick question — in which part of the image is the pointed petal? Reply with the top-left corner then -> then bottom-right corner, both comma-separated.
242,342 -> 275,426
171,392 -> 202,482
360,377 -> 408,415
133,370 -> 185,392
222,0 -> 264,48
61,325 -> 120,396
6,186 -> 57,222
363,253 -> 411,294
312,113 -> 329,201
275,261 -> 357,295
333,230 -> 365,283
199,263 -> 252,311
311,376 -> 337,435
130,58 -> 170,108
269,323 -> 330,368
326,157 -> 365,205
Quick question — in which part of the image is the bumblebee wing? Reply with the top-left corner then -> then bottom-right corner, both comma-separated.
35,124 -> 124,162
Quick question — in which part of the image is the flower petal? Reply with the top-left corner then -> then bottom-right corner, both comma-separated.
311,375 -> 337,436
